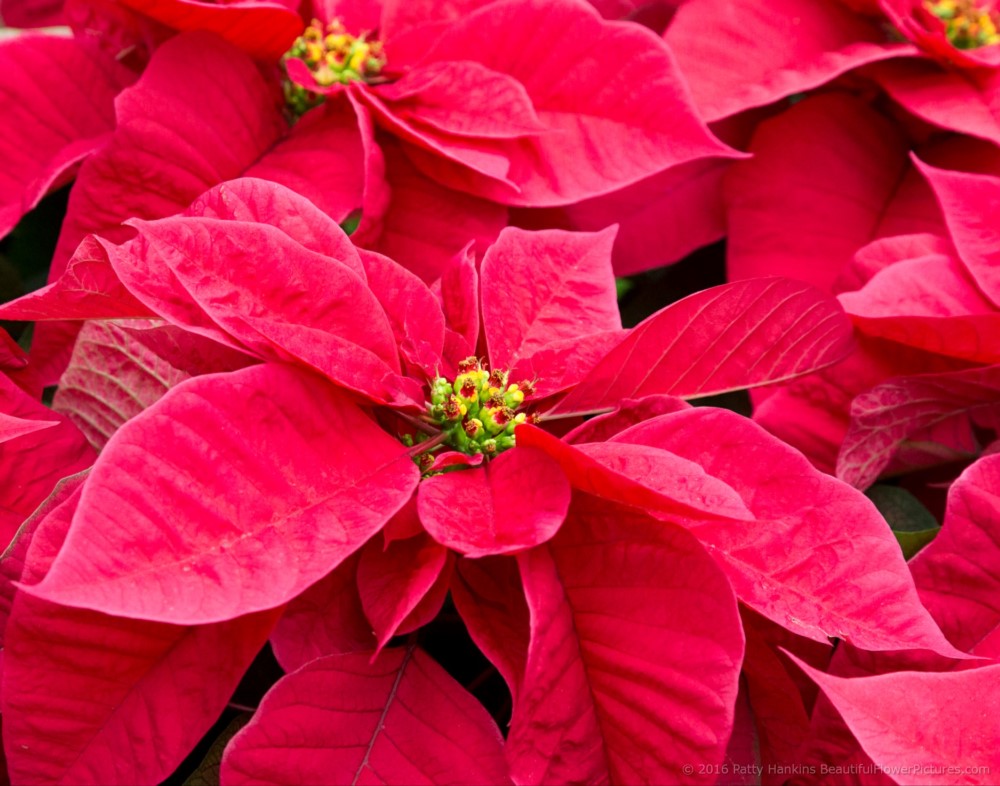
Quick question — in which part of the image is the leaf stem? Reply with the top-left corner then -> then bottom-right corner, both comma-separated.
408,431 -> 448,456
398,411 -> 441,436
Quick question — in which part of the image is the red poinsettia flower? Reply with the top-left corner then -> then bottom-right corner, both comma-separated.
752,157 -> 1000,492
10,0 -> 738,386
97,0 -> 730,205
0,177 -> 968,783
666,0 -> 1000,125
278,0 -> 734,207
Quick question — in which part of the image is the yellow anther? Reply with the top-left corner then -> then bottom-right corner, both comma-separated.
305,42 -> 324,63
348,43 -> 370,72
926,0 -> 1000,47
314,66 -> 337,86
326,33 -> 349,49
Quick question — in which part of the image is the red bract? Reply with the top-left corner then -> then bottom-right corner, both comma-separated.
0,373 -> 95,545
790,654 -> 1000,785
751,156 -> 1000,487
724,92 -> 959,293
221,646 -> 512,785
7,0 -> 739,386
15,176 -> 853,615
666,0 -> 1000,124
666,0 -> 915,123
911,452 -> 1000,656
0,35 -> 131,241
0,176 -> 912,782
0,474 -> 282,785
125,0 -> 733,206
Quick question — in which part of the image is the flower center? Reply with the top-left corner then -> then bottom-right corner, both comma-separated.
925,0 -> 1000,48
425,357 -> 536,459
282,19 -> 386,115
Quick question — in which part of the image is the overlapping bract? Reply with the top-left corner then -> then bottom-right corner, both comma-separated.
3,0 -> 1000,781
0,168 -> 926,783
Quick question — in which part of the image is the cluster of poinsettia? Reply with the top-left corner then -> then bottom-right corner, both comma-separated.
2,0 -> 1000,783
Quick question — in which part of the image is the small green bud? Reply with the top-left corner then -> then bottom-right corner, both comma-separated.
431,377 -> 453,406
495,434 -> 516,452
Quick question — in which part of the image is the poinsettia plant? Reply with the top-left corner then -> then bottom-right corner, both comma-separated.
0,174 -> 971,783
4,0 -> 1000,782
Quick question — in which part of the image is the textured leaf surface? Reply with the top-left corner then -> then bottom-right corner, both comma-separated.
563,394 -> 690,443
0,236 -> 152,323
0,375 -> 95,546
418,446 -> 571,557
553,277 -> 853,414
115,0 -> 302,60
665,0 -> 912,121
612,409 -> 967,657
50,33 -> 288,283
0,36 -> 125,239
437,248 -> 479,350
751,333 -> 966,475
376,60 -> 547,139
357,532 -> 451,650
789,655 -> 1000,786
508,495 -> 743,785
0,472 -> 87,648
222,647 -> 511,785
111,210 -> 422,406
482,226 -> 620,370
2,477 -> 278,786
363,141 -> 507,283
29,364 -> 420,624
543,156 -> 732,276
244,99 -> 374,225
918,160 -> 1000,308
269,553 -> 375,673
410,0 -> 735,205
838,247 -> 1000,364
182,177 -> 368,279
517,424 -> 753,524
725,93 -> 941,293
450,556 -> 530,705
53,320 -> 248,451
512,330 -> 629,399
359,248 -> 446,374
871,61 -> 1000,149
837,365 -> 1000,490
0,412 -> 56,445
911,454 -> 1000,654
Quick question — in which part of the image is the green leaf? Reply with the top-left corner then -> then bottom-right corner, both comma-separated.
865,485 -> 941,560
615,277 -> 634,300
339,210 -> 362,236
